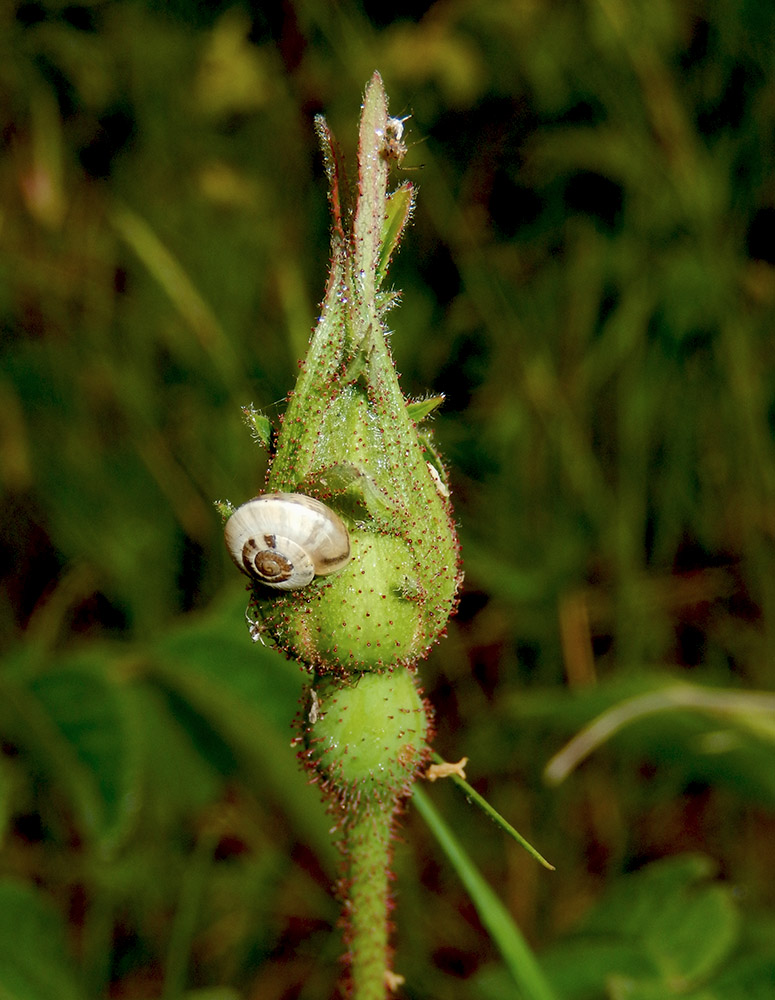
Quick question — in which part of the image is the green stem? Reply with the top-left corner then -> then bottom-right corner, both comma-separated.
346,805 -> 394,1000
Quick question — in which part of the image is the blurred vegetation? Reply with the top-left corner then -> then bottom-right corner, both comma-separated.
2,0 -> 775,998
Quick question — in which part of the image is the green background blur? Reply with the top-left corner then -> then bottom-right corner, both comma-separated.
2,1 -> 775,998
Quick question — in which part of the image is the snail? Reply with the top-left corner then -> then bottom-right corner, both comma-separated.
224,492 -> 351,590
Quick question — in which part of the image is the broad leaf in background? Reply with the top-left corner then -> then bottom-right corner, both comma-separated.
0,879 -> 85,1000
1,649 -> 142,850
476,855 -> 764,1000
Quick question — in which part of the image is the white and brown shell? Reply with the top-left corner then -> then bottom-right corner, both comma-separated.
224,492 -> 351,590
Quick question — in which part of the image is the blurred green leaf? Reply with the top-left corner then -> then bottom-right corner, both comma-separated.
149,592 -> 336,864
540,856 -> 740,999
0,879 -> 85,1000
1,654 -> 141,850
712,954 -> 775,1000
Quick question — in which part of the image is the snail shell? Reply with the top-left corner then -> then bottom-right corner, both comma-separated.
224,492 -> 351,590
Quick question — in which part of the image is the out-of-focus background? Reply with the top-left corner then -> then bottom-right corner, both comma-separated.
2,1 -> 775,998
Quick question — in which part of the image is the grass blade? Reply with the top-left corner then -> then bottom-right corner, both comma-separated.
412,786 -> 558,1000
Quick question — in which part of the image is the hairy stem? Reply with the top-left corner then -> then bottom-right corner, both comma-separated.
346,806 -> 394,999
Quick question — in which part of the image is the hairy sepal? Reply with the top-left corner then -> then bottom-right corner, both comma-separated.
244,73 -> 460,673
301,668 -> 432,812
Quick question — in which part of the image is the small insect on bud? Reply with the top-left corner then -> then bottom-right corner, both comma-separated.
380,115 -> 410,164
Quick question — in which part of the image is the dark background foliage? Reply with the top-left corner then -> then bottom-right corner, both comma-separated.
2,1 -> 775,998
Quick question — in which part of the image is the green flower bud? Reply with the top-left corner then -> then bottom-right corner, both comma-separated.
223,72 -> 461,672
302,670 -> 431,807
